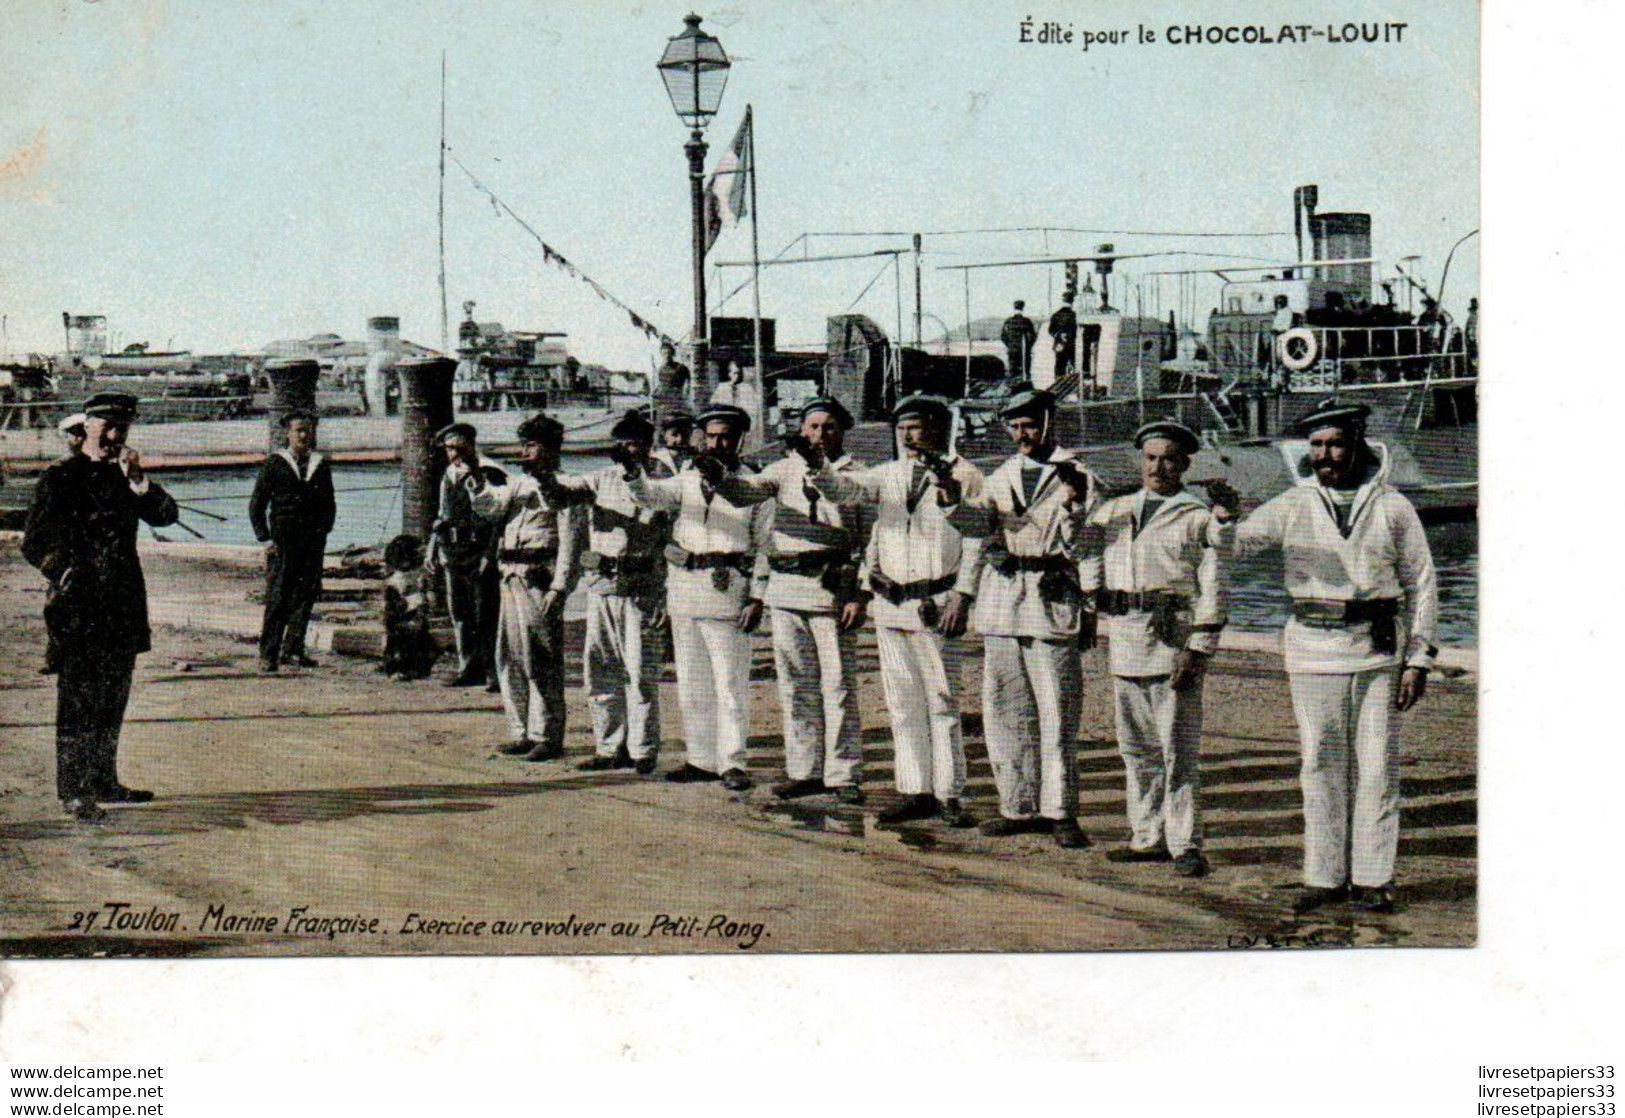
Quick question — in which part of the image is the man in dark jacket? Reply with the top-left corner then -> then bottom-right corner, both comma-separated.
1048,296 -> 1078,381
427,422 -> 504,689
249,410 -> 336,672
22,392 -> 179,821
1000,301 -> 1038,380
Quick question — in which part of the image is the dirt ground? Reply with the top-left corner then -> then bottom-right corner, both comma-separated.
0,540 -> 1476,957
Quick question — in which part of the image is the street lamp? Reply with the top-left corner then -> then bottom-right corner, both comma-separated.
657,12 -> 730,402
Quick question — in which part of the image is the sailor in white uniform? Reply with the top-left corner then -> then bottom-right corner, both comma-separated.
463,413 -> 586,761
710,397 -> 870,803
1216,401 -> 1438,914
811,395 -> 984,828
539,411 -> 675,775
956,388 -> 1098,848
626,404 -> 771,791
1086,420 -> 1228,877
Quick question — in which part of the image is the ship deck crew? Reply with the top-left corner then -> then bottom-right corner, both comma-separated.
709,397 -> 870,804
653,410 -> 697,475
1000,300 -> 1038,380
428,422 -> 504,690
811,394 -> 984,828
955,388 -> 1096,848
22,392 -> 179,821
1048,296 -> 1078,381
464,414 -> 585,761
1218,401 -> 1438,914
626,404 -> 770,791
540,411 -> 675,775
248,409 -> 336,672
1086,420 -> 1227,877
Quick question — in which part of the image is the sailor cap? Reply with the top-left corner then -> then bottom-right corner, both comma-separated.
891,394 -> 952,425
695,404 -> 752,433
57,412 -> 87,436
434,421 -> 478,445
999,385 -> 1055,422
610,410 -> 655,442
1134,419 -> 1199,454
82,392 -> 139,421
1294,399 -> 1372,437
797,396 -> 854,430
515,413 -> 564,447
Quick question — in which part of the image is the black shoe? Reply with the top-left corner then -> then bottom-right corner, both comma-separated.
1107,844 -> 1173,863
287,654 -> 318,668
576,755 -> 624,771
831,783 -> 866,805
877,794 -> 938,824
499,739 -> 534,756
444,671 -> 484,688
1172,849 -> 1209,877
521,742 -> 565,763
978,816 -> 1050,837
634,755 -> 659,776
94,785 -> 155,805
721,768 -> 752,791
665,763 -> 721,784
1053,819 -> 1090,848
939,798 -> 975,828
1291,884 -> 1351,915
773,777 -> 826,800
62,797 -> 106,822
484,680 -> 502,694
1349,885 -> 1396,914
259,657 -> 279,674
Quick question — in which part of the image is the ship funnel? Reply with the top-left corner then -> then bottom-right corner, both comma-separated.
1293,185 -> 1319,264
366,316 -> 402,356
1309,211 -> 1372,296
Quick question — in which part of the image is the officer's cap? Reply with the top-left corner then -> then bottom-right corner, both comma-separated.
280,408 -> 319,427
696,404 -> 751,433
57,413 -> 86,436
891,394 -> 951,425
1134,419 -> 1199,455
798,396 -> 854,430
610,410 -> 655,442
82,392 -> 139,422
999,385 -> 1055,422
1294,399 -> 1371,438
1013,300 -> 1026,310
434,421 -> 478,445
515,413 -> 564,448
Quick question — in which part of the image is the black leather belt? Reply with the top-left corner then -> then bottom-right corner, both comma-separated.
1098,588 -> 1191,616
767,549 -> 847,576
990,553 -> 1072,577
586,552 -> 659,578
1291,597 -> 1401,654
870,571 -> 955,606
664,544 -> 753,573
498,547 -> 557,565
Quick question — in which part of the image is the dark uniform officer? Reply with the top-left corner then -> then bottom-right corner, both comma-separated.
1048,296 -> 1079,381
249,408 -> 336,672
1000,300 -> 1038,380
429,422 -> 504,689
22,392 -> 178,821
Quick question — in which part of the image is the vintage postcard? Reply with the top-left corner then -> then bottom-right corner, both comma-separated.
0,0 -> 1477,958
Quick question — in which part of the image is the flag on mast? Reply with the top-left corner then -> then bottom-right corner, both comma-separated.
703,108 -> 751,255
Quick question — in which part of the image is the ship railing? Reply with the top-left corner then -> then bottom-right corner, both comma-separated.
0,395 -> 257,429
1286,325 -> 1472,391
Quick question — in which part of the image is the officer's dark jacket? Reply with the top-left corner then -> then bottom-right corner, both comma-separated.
249,451 -> 336,542
21,455 -> 179,654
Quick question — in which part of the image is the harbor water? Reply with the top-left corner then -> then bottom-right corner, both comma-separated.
5,458 -> 1479,645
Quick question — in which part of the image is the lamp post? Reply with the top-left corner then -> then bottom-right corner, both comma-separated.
657,12 -> 731,404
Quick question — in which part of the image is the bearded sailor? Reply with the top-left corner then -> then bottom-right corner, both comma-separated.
463,413 -> 586,761
955,387 -> 1097,848
625,403 -> 771,791
537,411 -> 675,775
708,396 -> 870,804
1086,419 -> 1228,877
810,394 -> 984,828
1215,400 -> 1438,914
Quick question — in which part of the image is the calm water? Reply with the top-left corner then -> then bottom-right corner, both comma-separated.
8,459 -> 1479,645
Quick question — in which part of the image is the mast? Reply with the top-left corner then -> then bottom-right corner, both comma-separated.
438,51 -> 449,355
747,105 -> 764,439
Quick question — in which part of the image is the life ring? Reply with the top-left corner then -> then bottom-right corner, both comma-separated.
1276,328 -> 1319,372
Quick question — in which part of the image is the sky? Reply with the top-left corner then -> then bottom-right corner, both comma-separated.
0,0 -> 1478,370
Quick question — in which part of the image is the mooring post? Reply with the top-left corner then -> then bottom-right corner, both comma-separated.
263,358 -> 320,452
397,355 -> 457,542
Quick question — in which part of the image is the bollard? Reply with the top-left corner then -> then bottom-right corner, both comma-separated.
397,355 -> 457,542
364,316 -> 402,417
264,358 -> 320,452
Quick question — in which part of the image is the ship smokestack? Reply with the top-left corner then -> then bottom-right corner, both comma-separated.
1294,185 -> 1319,264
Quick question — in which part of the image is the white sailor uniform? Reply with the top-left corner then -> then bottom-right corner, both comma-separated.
470,472 -> 585,748
715,454 -> 869,789
1086,487 -> 1227,856
814,454 -> 984,800
1228,443 -> 1438,889
628,465 -> 772,775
